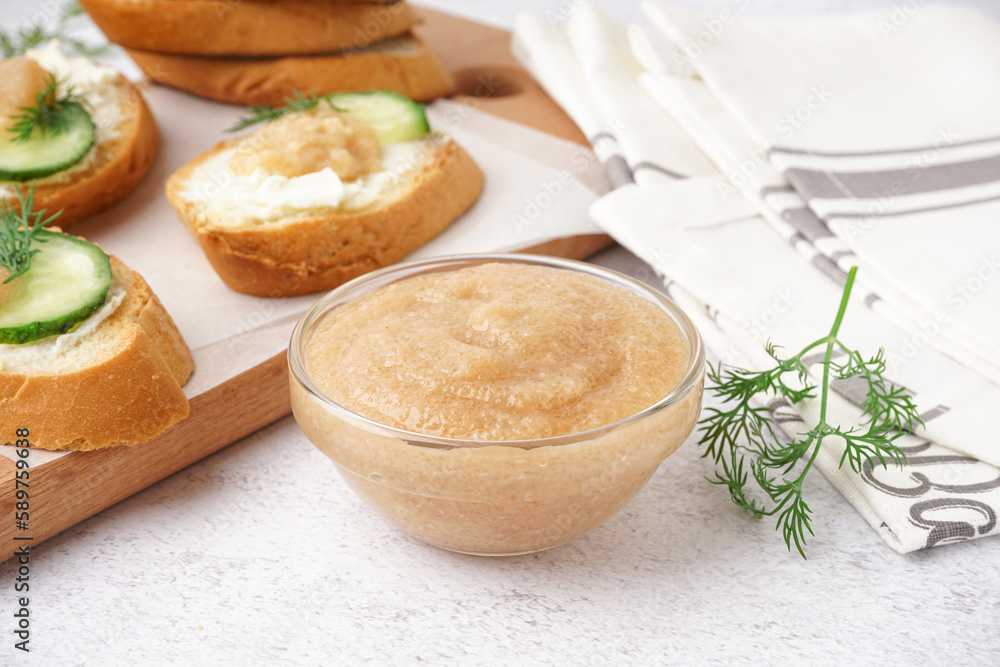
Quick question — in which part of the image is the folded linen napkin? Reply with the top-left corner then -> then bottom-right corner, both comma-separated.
591,181 -> 1000,552
512,0 -> 1000,552
643,0 -> 1000,378
637,69 -> 1000,388
513,9 -> 715,188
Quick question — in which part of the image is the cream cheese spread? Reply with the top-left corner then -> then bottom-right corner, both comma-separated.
186,137 -> 436,226
0,285 -> 125,372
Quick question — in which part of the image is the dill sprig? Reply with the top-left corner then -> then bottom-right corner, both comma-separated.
698,267 -> 922,558
7,74 -> 86,143
0,1 -> 109,59
227,90 -> 342,132
0,183 -> 60,283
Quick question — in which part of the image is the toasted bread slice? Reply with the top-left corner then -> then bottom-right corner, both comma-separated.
0,255 -> 194,451
126,34 -> 454,106
80,0 -> 419,56
0,67 -> 158,229
166,132 -> 484,297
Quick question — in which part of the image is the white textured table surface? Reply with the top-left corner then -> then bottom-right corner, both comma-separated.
3,1 -> 1000,665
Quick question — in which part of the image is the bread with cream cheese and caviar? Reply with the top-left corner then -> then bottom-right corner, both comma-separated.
0,190 -> 193,451
166,91 -> 484,297
126,34 -> 454,107
79,0 -> 419,56
0,41 -> 158,229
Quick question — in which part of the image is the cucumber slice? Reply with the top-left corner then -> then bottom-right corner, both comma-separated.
0,230 -> 112,345
0,103 -> 96,182
326,92 -> 430,144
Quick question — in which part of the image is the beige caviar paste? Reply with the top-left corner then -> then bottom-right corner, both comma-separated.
228,106 -> 382,181
293,262 -> 703,555
306,263 -> 689,440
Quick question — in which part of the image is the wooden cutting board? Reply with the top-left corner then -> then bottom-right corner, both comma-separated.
0,7 -> 612,562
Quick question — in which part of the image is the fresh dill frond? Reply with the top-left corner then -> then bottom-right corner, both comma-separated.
227,90 -> 342,132
7,74 -> 86,143
697,267 -> 922,558
0,1 -> 109,58
0,183 -> 61,283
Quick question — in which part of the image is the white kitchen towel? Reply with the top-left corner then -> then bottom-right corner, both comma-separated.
511,13 -> 634,186
592,182 -> 1000,553
512,3 -> 715,187
642,0 -> 1000,379
637,67 -> 1000,387
563,2 -> 716,185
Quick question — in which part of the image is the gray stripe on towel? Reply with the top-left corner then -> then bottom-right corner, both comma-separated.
824,190 -> 1000,221
631,161 -> 686,180
781,206 -> 836,241
760,184 -> 795,196
811,253 -> 849,285
785,155 -> 1000,200
604,155 -> 635,188
920,405 -> 951,423
771,133 -> 1000,158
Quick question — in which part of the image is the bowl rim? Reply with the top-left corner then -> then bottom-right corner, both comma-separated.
288,253 -> 705,450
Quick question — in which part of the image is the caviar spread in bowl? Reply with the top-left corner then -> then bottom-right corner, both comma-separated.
289,254 -> 704,555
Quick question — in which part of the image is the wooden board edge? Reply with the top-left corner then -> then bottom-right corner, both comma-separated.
0,351 -> 290,561
518,233 -> 613,259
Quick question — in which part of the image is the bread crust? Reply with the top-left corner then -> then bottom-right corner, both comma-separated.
166,135 -> 484,297
80,0 -> 419,56
125,34 -> 454,106
0,256 -> 194,451
2,75 -> 159,229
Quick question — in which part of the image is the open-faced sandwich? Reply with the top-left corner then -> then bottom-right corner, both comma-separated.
0,41 -> 158,228
0,187 -> 193,451
166,91 -> 484,297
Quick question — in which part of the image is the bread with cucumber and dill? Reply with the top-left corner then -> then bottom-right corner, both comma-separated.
166,91 -> 484,297
0,41 -> 158,229
0,187 -> 193,452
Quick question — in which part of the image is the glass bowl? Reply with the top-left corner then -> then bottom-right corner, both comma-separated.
288,254 -> 705,556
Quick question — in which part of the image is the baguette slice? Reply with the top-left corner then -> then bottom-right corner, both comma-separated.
0,254 -> 194,451
166,132 -> 484,297
126,34 -> 454,106
0,72 -> 158,230
80,0 -> 419,56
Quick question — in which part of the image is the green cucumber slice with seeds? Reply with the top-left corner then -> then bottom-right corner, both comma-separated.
0,103 -> 96,182
328,91 -> 430,144
0,230 -> 112,345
